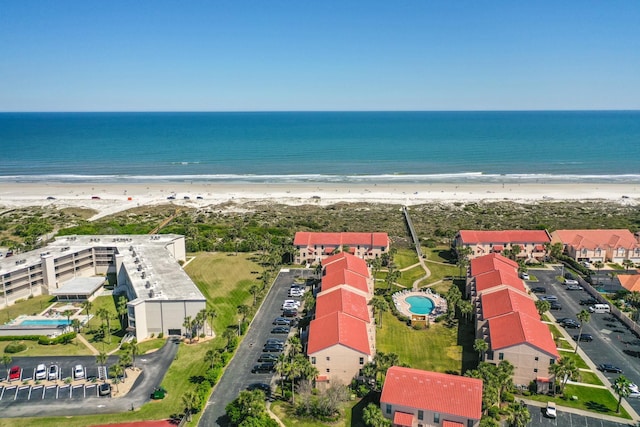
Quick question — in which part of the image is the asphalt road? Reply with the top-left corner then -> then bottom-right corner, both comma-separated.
523,400 -> 635,427
0,337 -> 179,418
199,268 -> 313,426
530,267 -> 640,415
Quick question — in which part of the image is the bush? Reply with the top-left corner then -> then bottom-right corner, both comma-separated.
157,332 -> 164,339
120,342 -> 131,352
502,391 -> 515,403
486,406 -> 500,419
4,342 -> 27,353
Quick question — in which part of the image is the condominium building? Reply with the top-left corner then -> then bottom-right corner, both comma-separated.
551,229 -> 640,264
294,232 -> 390,264
0,234 -> 205,341
380,366 -> 483,427
455,230 -> 551,261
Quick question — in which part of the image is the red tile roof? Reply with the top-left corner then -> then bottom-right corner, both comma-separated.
469,253 -> 518,276
480,288 -> 538,320
474,269 -> 527,295
393,411 -> 414,426
487,311 -> 559,358
442,421 -> 465,427
307,311 -> 371,355
316,288 -> 371,323
458,230 -> 551,245
294,232 -> 389,248
322,268 -> 370,295
381,367 -> 483,421
552,229 -> 640,250
323,252 -> 370,277
619,274 -> 640,292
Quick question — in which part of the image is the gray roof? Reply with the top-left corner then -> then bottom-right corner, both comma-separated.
51,277 -> 105,296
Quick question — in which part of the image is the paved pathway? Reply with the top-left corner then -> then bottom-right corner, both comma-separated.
76,333 -> 100,355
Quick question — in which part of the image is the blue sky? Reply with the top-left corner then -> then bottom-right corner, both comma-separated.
1,1 -> 639,111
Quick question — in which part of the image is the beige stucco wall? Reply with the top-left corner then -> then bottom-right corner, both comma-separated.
309,344 -> 370,386
484,343 -> 556,386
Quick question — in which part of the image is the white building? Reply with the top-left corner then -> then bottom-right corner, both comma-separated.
0,234 -> 205,341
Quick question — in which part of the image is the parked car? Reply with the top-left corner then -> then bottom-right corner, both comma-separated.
531,287 -> 546,294
282,309 -> 298,318
74,364 -> 85,380
598,364 -> 623,373
282,303 -> 298,311
581,261 -> 592,268
564,279 -> 579,286
560,319 -> 581,329
48,365 -> 59,380
9,366 -> 21,381
580,297 -> 598,306
573,334 -> 593,342
258,353 -> 279,363
520,272 -> 530,280
35,364 -> 47,380
271,326 -> 290,334
263,344 -> 284,353
546,401 -> 557,418
167,196 -> 176,200
273,317 -> 291,325
629,392 -> 640,399
46,196 -> 56,200
265,338 -> 284,345
98,383 -> 112,396
247,382 -> 271,396
251,363 -> 276,373
288,289 -> 304,297
566,284 -> 583,290
540,295 -> 558,302
629,383 -> 639,393
549,302 -> 562,310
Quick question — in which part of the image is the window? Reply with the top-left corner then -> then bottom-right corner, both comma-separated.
311,357 -> 316,364
498,352 -> 504,361
386,404 -> 391,415
326,368 -> 330,373
550,359 -> 555,365
486,351 -> 494,360
359,357 -> 364,365
434,413 -> 440,423
326,356 -> 330,361
534,368 -> 538,373
418,410 -> 424,421
534,356 -> 539,361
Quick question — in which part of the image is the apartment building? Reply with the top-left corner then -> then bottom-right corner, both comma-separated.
551,229 -> 640,264
294,232 -> 390,264
455,230 -> 551,261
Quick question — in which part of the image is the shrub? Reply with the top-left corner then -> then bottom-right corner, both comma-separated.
486,406 -> 500,419
502,391 -> 514,403
120,342 -> 131,352
4,342 -> 27,353
157,332 -> 164,339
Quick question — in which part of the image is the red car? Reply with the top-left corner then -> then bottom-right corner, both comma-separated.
9,366 -> 21,381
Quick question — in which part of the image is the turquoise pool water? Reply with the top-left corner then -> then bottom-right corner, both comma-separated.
406,296 -> 435,315
19,319 -> 70,327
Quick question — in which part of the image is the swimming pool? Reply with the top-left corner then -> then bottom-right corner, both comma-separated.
19,319 -> 71,327
405,295 -> 435,315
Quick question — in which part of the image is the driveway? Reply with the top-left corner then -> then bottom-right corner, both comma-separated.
529,266 -> 640,415
199,268 -> 312,426
0,338 -> 179,418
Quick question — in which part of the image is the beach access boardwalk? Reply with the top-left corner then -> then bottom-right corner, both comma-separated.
402,206 -> 431,289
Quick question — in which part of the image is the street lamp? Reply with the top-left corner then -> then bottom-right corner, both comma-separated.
238,318 -> 242,337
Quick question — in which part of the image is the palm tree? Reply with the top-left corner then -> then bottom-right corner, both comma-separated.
369,296 -> 389,328
613,375 -> 632,413
363,403 -> 391,427
222,328 -> 237,350
112,364 -> 124,393
62,309 -> 74,330
129,339 -> 140,370
288,336 -> 302,356
593,260 -> 605,284
117,295 -> 128,326
361,362 -> 377,389
622,259 -> 635,271
205,349 -> 220,369
183,316 -> 193,342
249,284 -> 260,306
551,357 -> 579,395
550,242 -> 564,259
96,351 -> 108,367
205,307 -> 217,336
82,300 -> 93,324
473,339 -> 488,361
96,308 -> 112,341
575,309 -> 591,354
535,300 -> 551,317
385,264 -> 400,290
71,318 -> 81,333
446,285 -> 462,319
511,244 -> 522,260
457,299 -> 474,323
2,354 -> 12,371
182,390 -> 200,422
506,401 -> 531,427
496,360 -> 514,405
237,304 -> 250,324
456,246 -> 472,277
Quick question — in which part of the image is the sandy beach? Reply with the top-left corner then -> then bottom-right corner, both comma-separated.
0,182 -> 638,220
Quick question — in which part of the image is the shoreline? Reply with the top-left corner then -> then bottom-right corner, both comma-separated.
1,182 -> 638,220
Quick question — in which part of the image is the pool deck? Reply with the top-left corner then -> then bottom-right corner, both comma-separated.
393,289 -> 448,319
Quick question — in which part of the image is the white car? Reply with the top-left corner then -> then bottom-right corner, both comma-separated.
564,279 -> 579,285
629,383 -> 639,393
48,365 -> 59,381
546,401 -> 557,418
628,391 -> 640,399
520,272 -> 530,280
283,299 -> 301,308
74,364 -> 85,380
35,364 -> 47,380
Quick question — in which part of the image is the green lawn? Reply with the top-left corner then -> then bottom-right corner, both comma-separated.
185,252 -> 262,335
397,266 -> 426,288
0,339 -> 92,357
423,260 -> 459,286
81,295 -> 123,353
376,311 -> 466,373
525,384 -> 631,419
423,247 -> 456,264
577,370 -> 603,386
393,248 -> 420,269
0,295 -> 55,323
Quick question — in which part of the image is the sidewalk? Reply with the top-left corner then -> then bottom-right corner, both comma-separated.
76,332 -> 100,355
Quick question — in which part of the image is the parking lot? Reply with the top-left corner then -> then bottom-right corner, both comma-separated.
199,268 -> 313,426
524,401 -> 635,426
529,266 -> 640,415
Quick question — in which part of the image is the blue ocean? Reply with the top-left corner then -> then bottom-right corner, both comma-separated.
1,111 -> 639,184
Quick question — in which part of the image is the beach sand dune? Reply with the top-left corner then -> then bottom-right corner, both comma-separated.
0,182 -> 638,220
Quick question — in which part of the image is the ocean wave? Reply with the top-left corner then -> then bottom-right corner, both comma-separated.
2,173 -> 640,184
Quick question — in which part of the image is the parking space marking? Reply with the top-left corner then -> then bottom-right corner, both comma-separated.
15,385 -> 29,400
29,385 -> 42,400
0,386 -> 6,400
